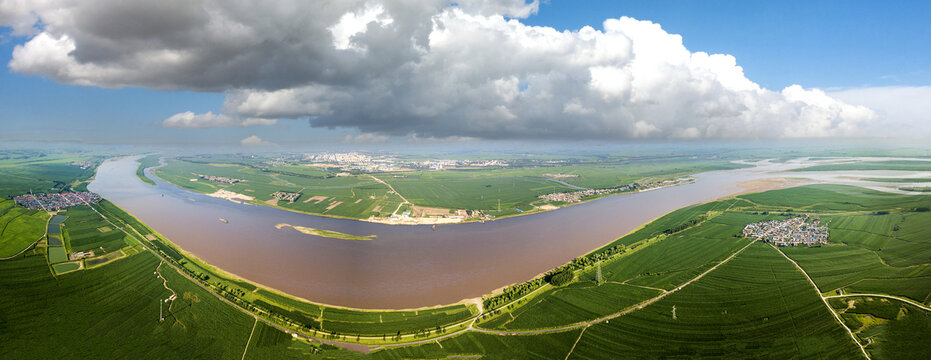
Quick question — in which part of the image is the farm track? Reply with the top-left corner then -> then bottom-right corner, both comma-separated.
823,293 -> 931,312
770,243 -> 871,360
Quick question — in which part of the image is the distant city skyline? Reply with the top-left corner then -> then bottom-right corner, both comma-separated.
1,0 -> 929,146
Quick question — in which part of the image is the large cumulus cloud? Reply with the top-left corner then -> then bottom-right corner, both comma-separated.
2,0 -> 875,139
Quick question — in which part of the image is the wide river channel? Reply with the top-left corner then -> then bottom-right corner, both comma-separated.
88,157 -> 836,309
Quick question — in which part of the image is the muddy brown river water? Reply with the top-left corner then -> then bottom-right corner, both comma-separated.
88,156 -> 927,309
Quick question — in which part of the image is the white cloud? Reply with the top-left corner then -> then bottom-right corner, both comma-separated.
241,135 -> 276,146
828,86 -> 931,137
2,0 -> 881,140
329,2 -> 394,51
162,111 -> 277,128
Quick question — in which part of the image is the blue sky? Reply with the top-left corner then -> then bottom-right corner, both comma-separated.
0,0 -> 928,146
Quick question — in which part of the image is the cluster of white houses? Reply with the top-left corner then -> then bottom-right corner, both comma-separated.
194,173 -> 246,184
743,217 -> 829,246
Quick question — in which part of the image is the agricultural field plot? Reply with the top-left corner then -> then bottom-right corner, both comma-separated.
739,184 -> 931,212
794,160 -> 931,172
0,250 -> 261,358
0,199 -> 49,257
482,282 -> 661,330
52,261 -> 81,274
320,304 -> 476,335
371,330 -> 584,360
384,174 -> 570,214
0,153 -> 99,197
830,297 -> 931,359
825,211 -> 931,267
600,224 -> 751,290
61,205 -> 128,253
243,322 -> 343,359
567,243 -> 862,359
781,245 -> 931,303
154,159 -> 403,219
862,177 -> 931,183
47,246 -> 68,263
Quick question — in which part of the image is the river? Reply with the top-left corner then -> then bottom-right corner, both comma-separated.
86,156 -> 928,309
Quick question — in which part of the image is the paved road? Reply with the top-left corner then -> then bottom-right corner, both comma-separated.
770,244 -> 871,360
824,293 -> 931,312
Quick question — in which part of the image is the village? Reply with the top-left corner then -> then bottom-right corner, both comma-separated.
539,177 -> 695,203
194,173 -> 247,184
742,216 -> 830,246
13,191 -> 102,211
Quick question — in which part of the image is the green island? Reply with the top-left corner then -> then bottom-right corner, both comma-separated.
275,223 -> 376,241
135,154 -> 161,185
899,187 -> 931,192
2,151 -> 930,359
862,177 -> 931,183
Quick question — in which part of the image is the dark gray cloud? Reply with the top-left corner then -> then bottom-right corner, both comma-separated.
2,0 -> 877,139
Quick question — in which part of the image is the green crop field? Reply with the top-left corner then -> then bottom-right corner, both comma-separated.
136,154 -> 161,185
0,151 -> 99,197
568,243 -> 862,359
321,305 -> 475,336
0,249 -> 264,358
47,246 -> 68,263
794,160 -> 931,172
483,282 -> 661,330
0,199 -> 49,257
831,297 -> 931,359
863,177 -> 931,183
4,150 -> 931,358
61,205 -> 129,253
151,155 -> 748,220
154,158 -> 405,219
52,261 -> 80,274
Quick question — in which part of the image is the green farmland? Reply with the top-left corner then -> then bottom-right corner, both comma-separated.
150,154 -> 747,220
0,199 -> 49,257
831,296 -> 931,359
3,151 -> 931,358
794,159 -> 931,172
567,243 -> 863,359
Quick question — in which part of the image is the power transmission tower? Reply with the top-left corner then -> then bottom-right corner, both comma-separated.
595,261 -> 603,285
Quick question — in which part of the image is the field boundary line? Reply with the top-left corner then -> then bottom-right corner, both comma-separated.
564,326 -> 587,360
769,243 -> 870,360
242,318 -> 258,360
824,294 -> 930,312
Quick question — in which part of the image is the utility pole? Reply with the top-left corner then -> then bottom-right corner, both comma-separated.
159,300 -> 163,322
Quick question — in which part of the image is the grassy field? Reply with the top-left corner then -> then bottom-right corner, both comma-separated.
567,243 -> 862,359
135,154 -> 161,185
0,199 -> 48,257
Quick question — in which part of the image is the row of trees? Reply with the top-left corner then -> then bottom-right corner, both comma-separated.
483,243 -> 632,309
